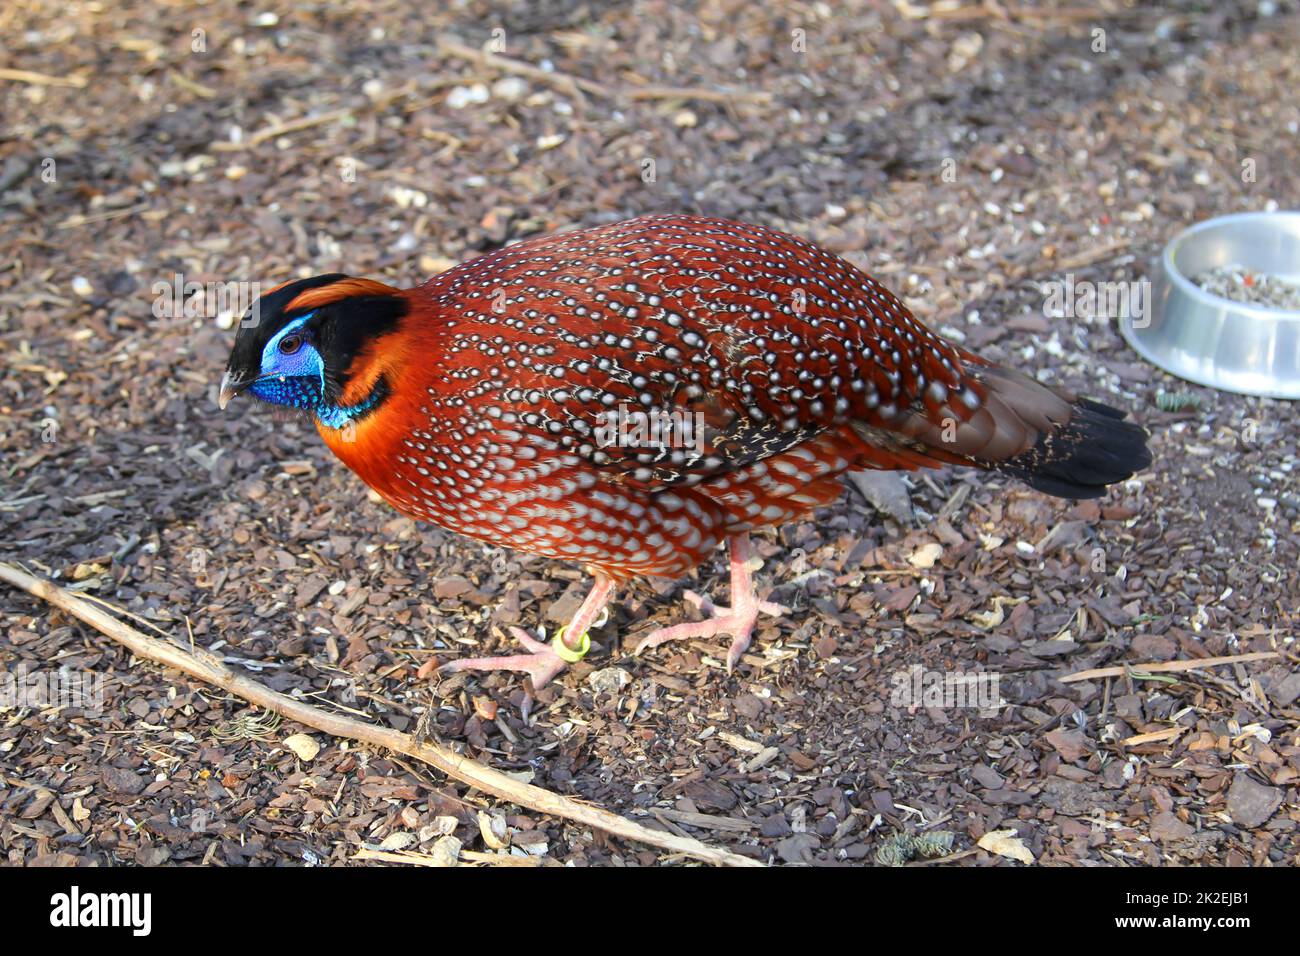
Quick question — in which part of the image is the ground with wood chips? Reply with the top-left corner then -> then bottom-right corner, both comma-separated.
1,0 -> 1297,866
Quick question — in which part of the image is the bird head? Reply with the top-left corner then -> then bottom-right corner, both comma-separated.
218,274 -> 407,418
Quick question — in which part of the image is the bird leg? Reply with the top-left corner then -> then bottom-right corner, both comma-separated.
635,533 -> 788,671
435,576 -> 616,690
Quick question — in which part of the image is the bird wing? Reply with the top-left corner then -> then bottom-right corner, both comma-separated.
422,215 -> 1144,508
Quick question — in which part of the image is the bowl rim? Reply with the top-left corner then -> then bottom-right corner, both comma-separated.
1162,209 -> 1300,321
1118,311 -> 1300,399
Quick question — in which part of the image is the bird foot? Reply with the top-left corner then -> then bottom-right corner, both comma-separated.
431,578 -> 616,694
634,588 -> 789,671
434,626 -> 570,690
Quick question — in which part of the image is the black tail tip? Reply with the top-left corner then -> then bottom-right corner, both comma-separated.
1002,398 -> 1152,500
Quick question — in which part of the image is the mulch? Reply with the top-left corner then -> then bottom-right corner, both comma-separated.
1,0 -> 1296,866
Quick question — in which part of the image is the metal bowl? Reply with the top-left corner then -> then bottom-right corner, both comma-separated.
1120,211 -> 1300,399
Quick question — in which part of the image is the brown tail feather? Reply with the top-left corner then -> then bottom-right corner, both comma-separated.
851,365 -> 1152,499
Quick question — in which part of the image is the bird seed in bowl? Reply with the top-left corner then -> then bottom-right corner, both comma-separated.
1194,263 -> 1300,311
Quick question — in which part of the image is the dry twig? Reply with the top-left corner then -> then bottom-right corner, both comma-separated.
0,562 -> 761,868
437,37 -> 601,101
437,38 -> 771,105
0,67 -> 87,88
1060,651 -> 1279,683
1121,726 -> 1186,747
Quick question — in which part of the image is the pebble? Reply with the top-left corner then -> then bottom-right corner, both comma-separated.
419,255 -> 457,274
1227,773 -> 1282,827
446,84 -> 489,109
101,766 -> 146,795
586,667 -> 632,695
492,77 -> 528,101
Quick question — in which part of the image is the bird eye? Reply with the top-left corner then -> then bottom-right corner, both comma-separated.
279,334 -> 303,355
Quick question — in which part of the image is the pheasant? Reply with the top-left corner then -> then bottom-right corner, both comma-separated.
220,215 -> 1150,690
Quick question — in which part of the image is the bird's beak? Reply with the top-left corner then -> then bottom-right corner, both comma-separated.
218,370 -> 246,410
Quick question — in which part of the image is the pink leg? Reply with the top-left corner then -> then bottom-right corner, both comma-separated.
435,576 -> 616,690
635,533 -> 789,671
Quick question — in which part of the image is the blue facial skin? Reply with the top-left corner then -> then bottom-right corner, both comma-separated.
247,314 -> 380,429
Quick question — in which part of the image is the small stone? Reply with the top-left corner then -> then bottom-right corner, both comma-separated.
386,185 -> 428,210
1044,728 -> 1089,762
907,542 -> 943,569
586,667 -> 631,695
283,734 -> 320,761
1226,773 -> 1282,827
775,832 -> 819,864
1131,633 -> 1177,660
1042,777 -> 1094,815
379,831 -> 416,851
71,276 -> 93,297
1026,639 -> 1078,658
102,766 -> 146,795
1101,758 -> 1130,789
846,470 -> 913,524
419,255 -> 456,274
433,576 -> 473,600
813,636 -> 837,659
870,790 -> 896,814
983,634 -> 1017,653
733,694 -> 762,720
492,77 -> 528,101
812,787 -> 838,807
429,834 -> 462,866
20,790 -> 55,820
1150,810 -> 1194,842
971,764 -> 1005,789
1268,672 -> 1300,707
1113,694 -> 1145,722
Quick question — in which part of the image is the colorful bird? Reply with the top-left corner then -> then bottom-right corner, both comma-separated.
220,216 -> 1150,689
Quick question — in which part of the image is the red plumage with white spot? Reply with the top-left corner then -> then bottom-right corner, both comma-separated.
226,215 -> 1150,688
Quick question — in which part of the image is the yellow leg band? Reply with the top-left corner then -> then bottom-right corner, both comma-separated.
551,625 -> 591,664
